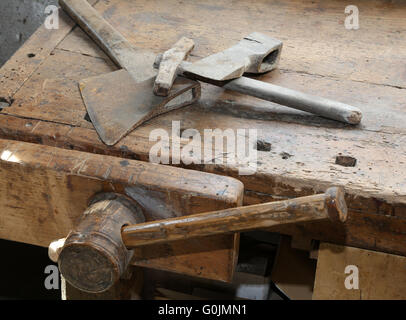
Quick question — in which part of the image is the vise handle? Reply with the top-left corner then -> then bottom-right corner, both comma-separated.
121,187 -> 347,247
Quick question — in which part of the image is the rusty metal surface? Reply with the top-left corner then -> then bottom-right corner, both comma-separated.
183,32 -> 283,81
154,37 -> 195,96
80,70 -> 200,145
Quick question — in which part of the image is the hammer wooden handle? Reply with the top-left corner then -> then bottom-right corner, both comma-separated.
122,187 -> 347,248
154,37 -> 195,96
225,77 -> 362,125
154,56 -> 363,125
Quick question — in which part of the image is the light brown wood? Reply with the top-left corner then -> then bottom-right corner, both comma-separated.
313,243 -> 406,300
1,111 -> 405,256
59,194 -> 145,293
122,187 -> 346,247
0,9 -> 74,105
0,0 -> 405,257
59,0 -> 156,81
0,138 -> 243,281
154,37 -> 195,96
61,267 -> 143,300
0,0 -> 100,105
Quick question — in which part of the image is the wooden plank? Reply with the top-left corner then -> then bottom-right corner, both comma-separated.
271,208 -> 406,257
2,49 -> 406,204
2,48 -> 115,128
0,138 -> 243,281
313,243 -> 406,300
0,10 -> 74,105
3,0 -> 405,132
1,111 -> 406,256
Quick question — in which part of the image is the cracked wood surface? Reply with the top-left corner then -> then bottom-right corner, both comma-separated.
0,0 -> 406,256
0,138 -> 243,281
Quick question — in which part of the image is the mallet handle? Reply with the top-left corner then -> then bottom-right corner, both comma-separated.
225,77 -> 362,124
122,187 -> 347,248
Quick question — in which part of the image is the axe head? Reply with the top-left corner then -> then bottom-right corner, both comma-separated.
80,70 -> 200,146
183,32 -> 283,81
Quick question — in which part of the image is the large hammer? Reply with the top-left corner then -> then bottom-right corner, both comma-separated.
154,33 -> 362,125
50,187 -> 347,293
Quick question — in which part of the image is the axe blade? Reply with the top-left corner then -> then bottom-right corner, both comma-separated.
80,69 -> 200,146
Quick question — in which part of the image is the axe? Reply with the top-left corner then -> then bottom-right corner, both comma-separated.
154,33 -> 362,125
59,0 -> 201,146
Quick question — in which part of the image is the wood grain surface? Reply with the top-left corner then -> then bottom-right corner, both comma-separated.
313,243 -> 406,300
0,138 -> 243,281
0,0 -> 405,256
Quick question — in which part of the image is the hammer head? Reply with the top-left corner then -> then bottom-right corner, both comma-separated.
183,32 -> 283,81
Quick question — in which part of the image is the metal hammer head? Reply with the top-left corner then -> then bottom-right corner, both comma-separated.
183,32 -> 283,81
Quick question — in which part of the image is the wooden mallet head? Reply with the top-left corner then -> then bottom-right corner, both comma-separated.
57,193 -> 145,293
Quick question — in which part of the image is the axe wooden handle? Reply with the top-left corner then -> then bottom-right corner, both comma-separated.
59,0 -> 155,81
122,187 -> 347,248
59,0 -> 131,69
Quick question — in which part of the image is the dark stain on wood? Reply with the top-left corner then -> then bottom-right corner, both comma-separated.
280,152 -> 293,159
256,140 -> 272,152
120,160 -> 129,167
336,155 -> 357,167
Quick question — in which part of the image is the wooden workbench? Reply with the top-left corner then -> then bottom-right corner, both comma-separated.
0,0 -> 405,268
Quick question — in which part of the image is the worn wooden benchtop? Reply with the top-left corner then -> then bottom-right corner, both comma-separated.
0,0 -> 405,256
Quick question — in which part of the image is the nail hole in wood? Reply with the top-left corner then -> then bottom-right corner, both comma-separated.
84,113 -> 92,122
280,152 -> 293,160
178,128 -> 199,140
256,140 -> 272,152
335,155 -> 357,167
0,97 -> 13,111
120,160 -> 129,167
